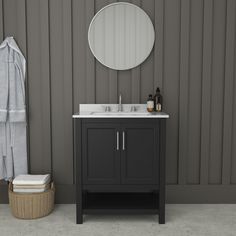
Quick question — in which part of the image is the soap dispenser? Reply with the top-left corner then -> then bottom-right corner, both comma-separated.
147,94 -> 154,112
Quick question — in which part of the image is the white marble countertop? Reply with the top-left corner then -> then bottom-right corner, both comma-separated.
72,104 -> 169,118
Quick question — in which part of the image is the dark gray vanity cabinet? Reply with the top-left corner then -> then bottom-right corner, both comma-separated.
82,123 -> 120,185
82,122 -> 158,185
75,118 -> 166,224
120,124 -> 159,185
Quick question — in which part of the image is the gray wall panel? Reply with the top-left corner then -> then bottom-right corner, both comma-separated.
118,70 -> 132,103
178,0 -> 190,185
49,0 -> 73,184
232,69 -> 236,183
187,0 -> 203,184
107,0 -> 118,104
208,0 -> 226,184
1,0 -> 236,202
223,0 -> 236,185
230,12 -> 236,183
154,0 -> 164,93
140,0 -> 154,103
163,0 -> 180,184
26,0 -> 51,174
86,0 -> 96,103
95,0 -> 110,104
0,0 -> 3,41
3,0 -> 27,55
131,0 -> 141,103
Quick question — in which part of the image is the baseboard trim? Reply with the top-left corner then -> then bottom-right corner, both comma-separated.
166,185 -> 236,203
1,184 -> 236,204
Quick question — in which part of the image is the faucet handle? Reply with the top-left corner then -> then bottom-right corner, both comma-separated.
130,106 -> 136,112
105,106 -> 110,112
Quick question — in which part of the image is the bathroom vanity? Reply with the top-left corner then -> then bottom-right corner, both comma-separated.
73,104 -> 169,224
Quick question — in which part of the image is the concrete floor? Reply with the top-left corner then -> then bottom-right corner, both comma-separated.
0,204 -> 236,236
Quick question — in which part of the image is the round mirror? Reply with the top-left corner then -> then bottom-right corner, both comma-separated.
88,2 -> 155,70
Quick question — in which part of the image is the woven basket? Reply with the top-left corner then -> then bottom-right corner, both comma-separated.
8,181 -> 55,219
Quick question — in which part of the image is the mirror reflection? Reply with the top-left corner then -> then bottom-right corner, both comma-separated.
88,3 -> 155,70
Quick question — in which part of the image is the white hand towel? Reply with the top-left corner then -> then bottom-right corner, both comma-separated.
13,174 -> 50,185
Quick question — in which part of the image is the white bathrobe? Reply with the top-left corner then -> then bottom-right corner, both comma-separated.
0,37 -> 27,180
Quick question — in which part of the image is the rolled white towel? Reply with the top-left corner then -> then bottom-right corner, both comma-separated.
13,174 -> 50,185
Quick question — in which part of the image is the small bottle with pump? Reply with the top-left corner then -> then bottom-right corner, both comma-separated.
154,87 -> 162,112
147,94 -> 154,112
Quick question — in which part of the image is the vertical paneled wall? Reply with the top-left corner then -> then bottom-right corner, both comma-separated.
0,0 -> 236,203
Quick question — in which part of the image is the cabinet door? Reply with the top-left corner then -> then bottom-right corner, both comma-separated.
121,123 -> 159,184
82,123 -> 120,184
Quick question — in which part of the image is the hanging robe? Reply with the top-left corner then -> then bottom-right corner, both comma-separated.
0,36 -> 27,180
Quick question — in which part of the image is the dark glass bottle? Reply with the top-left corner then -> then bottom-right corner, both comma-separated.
154,87 -> 162,112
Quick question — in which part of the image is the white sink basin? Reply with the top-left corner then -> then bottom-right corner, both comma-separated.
91,112 -> 151,116
72,104 -> 169,118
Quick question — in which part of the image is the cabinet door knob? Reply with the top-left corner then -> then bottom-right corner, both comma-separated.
122,131 -> 125,150
116,132 -> 119,150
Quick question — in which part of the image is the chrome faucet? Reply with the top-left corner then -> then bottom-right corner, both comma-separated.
118,94 -> 122,112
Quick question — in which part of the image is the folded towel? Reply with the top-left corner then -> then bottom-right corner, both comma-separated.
13,174 -> 50,185
13,183 -> 50,189
13,187 -> 49,193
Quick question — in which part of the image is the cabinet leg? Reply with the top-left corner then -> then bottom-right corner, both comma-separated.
159,119 -> 166,224
76,204 -> 83,224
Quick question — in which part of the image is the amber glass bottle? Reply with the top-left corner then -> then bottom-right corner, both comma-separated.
154,87 -> 162,112
147,94 -> 154,112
